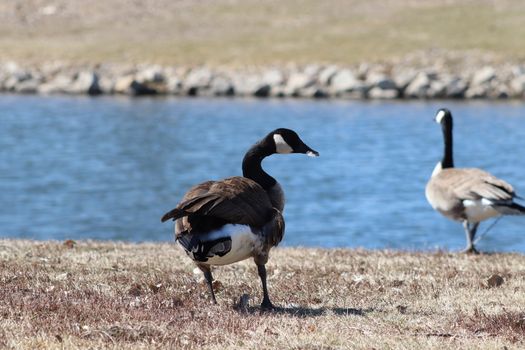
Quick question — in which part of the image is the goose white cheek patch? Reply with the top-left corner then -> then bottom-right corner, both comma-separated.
435,110 -> 446,123
273,134 -> 293,154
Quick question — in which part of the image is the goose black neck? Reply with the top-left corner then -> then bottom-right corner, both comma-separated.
441,121 -> 454,169
242,141 -> 276,191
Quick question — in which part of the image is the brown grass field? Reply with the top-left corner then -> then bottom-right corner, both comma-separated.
1,239 -> 524,349
1,0 -> 525,66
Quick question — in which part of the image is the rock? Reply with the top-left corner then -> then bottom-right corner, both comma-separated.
232,75 -> 266,97
368,86 -> 399,99
3,70 -> 33,91
427,80 -> 447,98
262,69 -> 285,86
113,75 -> 135,94
284,72 -> 315,96
510,75 -> 525,97
254,84 -> 271,97
113,75 -> 158,95
98,75 -> 115,94
444,77 -> 468,98
210,75 -> 234,96
166,76 -> 183,95
38,74 -> 73,94
136,65 -> 165,83
392,69 -> 418,90
318,65 -> 339,86
69,71 -> 101,95
366,73 -> 397,90
295,86 -> 328,99
488,83 -> 510,99
404,72 -> 432,98
471,66 -> 496,86
330,69 -> 359,92
183,67 -> 213,95
14,79 -> 39,94
465,84 -> 489,99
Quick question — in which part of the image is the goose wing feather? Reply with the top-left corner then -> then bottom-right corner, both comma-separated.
161,177 -> 274,233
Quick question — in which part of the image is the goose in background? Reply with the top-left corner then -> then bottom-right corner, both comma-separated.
162,128 -> 318,308
425,108 -> 525,253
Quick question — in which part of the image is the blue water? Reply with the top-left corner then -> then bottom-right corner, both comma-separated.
1,95 -> 525,252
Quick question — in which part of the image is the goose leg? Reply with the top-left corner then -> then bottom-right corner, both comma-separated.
199,265 -> 217,304
462,221 -> 480,254
257,264 -> 274,310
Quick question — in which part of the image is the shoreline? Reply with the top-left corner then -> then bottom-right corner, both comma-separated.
2,58 -> 525,100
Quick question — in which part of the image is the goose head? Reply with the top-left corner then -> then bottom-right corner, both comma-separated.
270,128 -> 319,157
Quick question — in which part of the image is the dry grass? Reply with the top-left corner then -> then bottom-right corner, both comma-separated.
1,240 -> 525,349
1,0 -> 525,66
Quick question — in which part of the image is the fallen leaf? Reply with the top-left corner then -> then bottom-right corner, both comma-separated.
396,305 -> 407,314
487,274 -> 504,288
212,280 -> 223,290
149,283 -> 162,293
128,284 -> 142,296
63,240 -> 76,249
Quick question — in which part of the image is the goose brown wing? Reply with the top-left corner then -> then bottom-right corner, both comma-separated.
161,177 -> 274,228
452,168 -> 515,202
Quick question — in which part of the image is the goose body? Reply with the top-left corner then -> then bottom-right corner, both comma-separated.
162,128 -> 318,308
425,109 -> 525,253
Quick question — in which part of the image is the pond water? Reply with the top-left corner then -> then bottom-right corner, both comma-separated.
1,95 -> 525,252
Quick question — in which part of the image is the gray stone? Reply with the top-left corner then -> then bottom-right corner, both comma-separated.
210,75 -> 234,96
69,71 -> 101,95
318,65 -> 339,86
427,80 -> 447,98
330,69 -> 360,92
368,86 -> 399,99
38,74 -> 73,94
303,64 -> 321,77
183,67 -> 213,94
392,69 -> 418,90
465,84 -> 489,99
471,66 -> 496,86
98,75 -> 115,94
113,75 -> 135,94
262,69 -> 285,86
136,65 -> 165,83
488,83 -> 510,99
284,72 -> 315,96
444,77 -> 467,98
404,72 -> 432,98
510,75 -> 525,97
366,73 -> 397,90
232,75 -> 265,96
113,75 -> 158,95
14,79 -> 40,94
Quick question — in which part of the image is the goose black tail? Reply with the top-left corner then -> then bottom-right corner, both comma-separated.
495,202 -> 525,216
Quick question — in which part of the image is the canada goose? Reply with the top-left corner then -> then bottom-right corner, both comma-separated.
161,128 -> 318,308
425,108 -> 525,253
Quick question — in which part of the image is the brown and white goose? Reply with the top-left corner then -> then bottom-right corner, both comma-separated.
425,108 -> 525,253
161,128 -> 318,308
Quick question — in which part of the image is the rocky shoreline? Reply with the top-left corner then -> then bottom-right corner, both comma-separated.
2,58 -> 525,100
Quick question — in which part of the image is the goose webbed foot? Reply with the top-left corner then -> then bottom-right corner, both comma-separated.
260,298 -> 275,311
461,245 -> 480,255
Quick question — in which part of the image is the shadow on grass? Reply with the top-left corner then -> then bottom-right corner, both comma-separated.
236,305 -> 373,317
